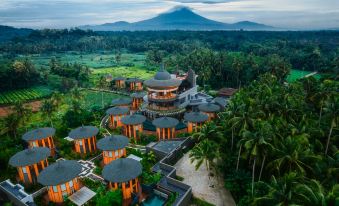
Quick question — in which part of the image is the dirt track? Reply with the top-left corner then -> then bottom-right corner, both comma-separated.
0,100 -> 42,118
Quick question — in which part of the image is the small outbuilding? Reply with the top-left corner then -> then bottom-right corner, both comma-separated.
69,126 -> 99,154
152,117 -> 179,140
121,114 -> 146,141
126,78 -> 143,91
113,77 -> 126,89
198,102 -> 221,120
9,147 -> 50,184
37,160 -> 82,203
130,92 -> 146,110
106,106 -> 129,128
96,135 -> 129,165
102,158 -> 142,200
184,112 -> 209,133
111,97 -> 132,108
22,127 -> 56,156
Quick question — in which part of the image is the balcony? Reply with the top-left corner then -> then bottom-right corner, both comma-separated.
148,93 -> 177,103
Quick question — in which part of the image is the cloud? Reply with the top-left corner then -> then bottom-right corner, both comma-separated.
165,0 -> 244,4
0,0 -> 338,29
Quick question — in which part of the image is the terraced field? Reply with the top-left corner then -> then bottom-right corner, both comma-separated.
0,86 -> 52,105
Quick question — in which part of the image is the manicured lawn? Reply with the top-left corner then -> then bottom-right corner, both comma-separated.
287,69 -> 321,83
0,86 -> 52,105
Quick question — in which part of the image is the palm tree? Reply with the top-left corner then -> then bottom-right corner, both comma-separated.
240,121 -> 274,195
97,75 -> 107,108
253,173 -> 301,206
51,91 -> 63,108
70,86 -> 83,100
294,179 -> 326,206
1,113 -> 20,138
192,122 -> 222,142
267,135 -> 320,176
255,173 -> 327,206
189,139 -> 219,181
41,99 -> 55,127
323,96 -> 339,155
13,101 -> 31,127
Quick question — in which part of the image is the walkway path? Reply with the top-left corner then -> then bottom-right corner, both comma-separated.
175,153 -> 236,206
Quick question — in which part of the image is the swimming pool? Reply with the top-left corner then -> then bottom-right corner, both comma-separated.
142,195 -> 166,206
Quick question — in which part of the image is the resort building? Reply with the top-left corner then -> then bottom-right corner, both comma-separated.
37,160 -> 82,203
102,158 -> 142,200
106,106 -> 130,128
142,65 -> 211,118
121,114 -> 146,141
126,78 -> 143,91
113,77 -> 126,89
9,147 -> 50,184
96,135 -> 129,165
130,92 -> 146,110
111,97 -> 133,108
198,102 -> 221,121
22,127 -> 56,156
184,112 -> 209,133
69,126 -> 99,154
152,117 -> 179,140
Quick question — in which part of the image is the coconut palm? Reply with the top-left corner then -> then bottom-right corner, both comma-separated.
192,121 -> 222,143
13,101 -> 31,127
41,99 -> 55,127
267,135 -> 321,176
240,121 -> 274,194
189,139 -> 219,179
1,113 -> 20,138
323,96 -> 339,155
97,75 -> 107,108
295,179 -> 326,206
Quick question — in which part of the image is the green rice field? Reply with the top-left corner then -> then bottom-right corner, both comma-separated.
14,52 -> 146,69
0,86 -> 52,105
91,66 -> 156,80
287,69 -> 321,83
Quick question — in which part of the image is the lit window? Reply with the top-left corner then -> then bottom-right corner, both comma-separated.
120,149 -> 124,155
22,167 -> 27,173
69,180 -> 73,187
32,142 -> 37,147
115,151 -> 119,156
79,140 -> 83,146
53,186 -> 58,192
61,184 -> 66,191
109,152 -> 112,157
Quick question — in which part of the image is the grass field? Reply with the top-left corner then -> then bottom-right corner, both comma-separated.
81,90 -> 125,109
14,52 -> 146,69
0,86 -> 52,105
91,66 -> 156,79
287,69 -> 321,83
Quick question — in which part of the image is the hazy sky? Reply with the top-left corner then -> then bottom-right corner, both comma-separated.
0,0 -> 338,29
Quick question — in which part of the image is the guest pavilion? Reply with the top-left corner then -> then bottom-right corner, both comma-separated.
22,127 -> 56,156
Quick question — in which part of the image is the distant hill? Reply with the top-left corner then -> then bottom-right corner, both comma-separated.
80,7 -> 274,31
0,25 -> 33,42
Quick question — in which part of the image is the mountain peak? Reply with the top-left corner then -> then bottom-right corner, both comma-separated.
80,6 -> 274,31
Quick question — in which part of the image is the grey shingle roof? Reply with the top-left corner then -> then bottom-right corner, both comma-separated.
102,158 -> 142,183
198,103 -> 221,113
113,76 -> 126,81
9,147 -> 50,167
106,106 -> 129,116
111,97 -> 132,106
130,92 -> 146,99
96,135 -> 129,151
37,160 -> 82,186
213,97 -> 227,108
126,78 -> 143,83
121,114 -> 146,125
144,67 -> 181,88
184,112 -> 209,123
69,126 -> 99,140
22,127 -> 55,142
152,117 -> 179,128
